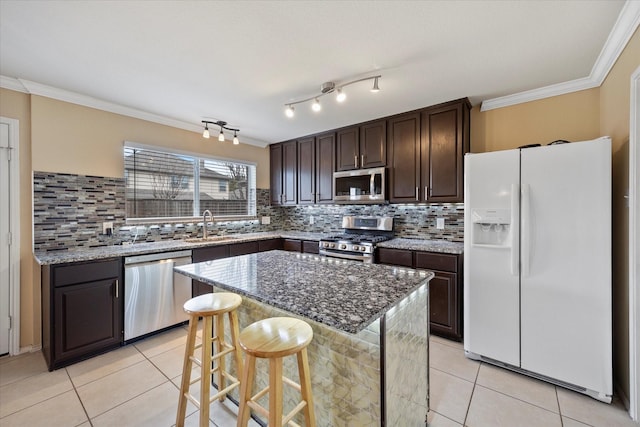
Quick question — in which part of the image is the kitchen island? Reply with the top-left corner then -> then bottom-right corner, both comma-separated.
175,250 -> 433,427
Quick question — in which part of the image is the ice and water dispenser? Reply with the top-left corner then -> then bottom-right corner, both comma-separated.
470,209 -> 512,247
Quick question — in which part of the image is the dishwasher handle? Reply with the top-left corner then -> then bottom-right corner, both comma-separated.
125,250 -> 192,265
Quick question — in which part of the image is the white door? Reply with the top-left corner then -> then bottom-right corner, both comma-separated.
0,122 -> 10,355
464,149 -> 521,366
520,138 -> 612,398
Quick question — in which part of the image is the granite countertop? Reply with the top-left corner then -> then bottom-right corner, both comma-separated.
33,231 -> 327,265
378,238 -> 464,254
174,250 -> 434,334
33,231 -> 463,265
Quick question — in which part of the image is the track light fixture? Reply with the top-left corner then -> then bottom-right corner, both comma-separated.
201,120 -> 240,143
283,74 -> 381,118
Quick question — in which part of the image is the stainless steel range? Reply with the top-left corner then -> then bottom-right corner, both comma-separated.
319,216 -> 394,263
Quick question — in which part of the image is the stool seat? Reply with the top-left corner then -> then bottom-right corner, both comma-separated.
240,317 -> 313,359
183,292 -> 242,316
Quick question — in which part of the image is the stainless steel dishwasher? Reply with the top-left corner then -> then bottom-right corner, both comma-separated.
124,250 -> 193,341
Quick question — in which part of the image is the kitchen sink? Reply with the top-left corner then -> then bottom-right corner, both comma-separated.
184,236 -> 236,243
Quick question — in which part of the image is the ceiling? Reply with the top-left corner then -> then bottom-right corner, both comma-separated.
0,1 -> 631,147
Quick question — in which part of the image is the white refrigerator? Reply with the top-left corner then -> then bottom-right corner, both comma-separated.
463,137 -> 612,402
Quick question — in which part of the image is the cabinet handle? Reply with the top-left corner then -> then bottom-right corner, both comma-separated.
415,187 -> 419,201
425,186 -> 429,199
354,155 -> 358,168
361,155 -> 364,167
115,279 -> 119,298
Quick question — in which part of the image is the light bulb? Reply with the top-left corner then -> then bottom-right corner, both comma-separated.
371,77 -> 380,93
218,129 -> 225,142
202,127 -> 210,139
336,89 -> 346,103
233,131 -> 239,145
285,105 -> 295,118
312,98 -> 321,112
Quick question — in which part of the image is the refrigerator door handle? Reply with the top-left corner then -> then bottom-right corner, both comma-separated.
510,183 -> 520,276
521,183 -> 531,277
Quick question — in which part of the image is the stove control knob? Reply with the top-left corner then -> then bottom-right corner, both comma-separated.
352,245 -> 359,251
329,243 -> 336,249
340,244 -> 347,250
361,247 -> 367,252
323,242 -> 329,248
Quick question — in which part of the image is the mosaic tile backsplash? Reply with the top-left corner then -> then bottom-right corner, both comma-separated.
33,172 -> 464,251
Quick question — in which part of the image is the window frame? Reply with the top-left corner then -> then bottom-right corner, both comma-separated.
123,141 -> 257,224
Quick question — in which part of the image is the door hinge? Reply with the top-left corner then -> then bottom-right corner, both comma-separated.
6,232 -> 11,246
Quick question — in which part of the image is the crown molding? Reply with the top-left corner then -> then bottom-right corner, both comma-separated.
0,76 -> 269,148
481,0 -> 640,112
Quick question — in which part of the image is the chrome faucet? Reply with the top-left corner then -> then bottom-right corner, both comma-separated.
202,210 -> 214,239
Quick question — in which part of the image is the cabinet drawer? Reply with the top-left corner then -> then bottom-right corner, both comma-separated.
229,241 -> 259,256
415,252 -> 458,272
193,245 -> 229,262
53,259 -> 120,287
258,238 -> 283,252
377,248 -> 413,267
283,239 -> 302,252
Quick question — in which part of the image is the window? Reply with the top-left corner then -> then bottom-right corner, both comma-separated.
124,144 -> 256,221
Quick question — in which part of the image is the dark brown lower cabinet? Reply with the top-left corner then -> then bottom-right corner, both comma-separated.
192,245 -> 229,297
283,239 -> 302,252
258,238 -> 283,252
377,247 -> 463,341
283,239 -> 320,254
42,258 -> 123,370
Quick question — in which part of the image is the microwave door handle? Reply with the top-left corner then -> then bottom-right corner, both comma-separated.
370,173 -> 375,195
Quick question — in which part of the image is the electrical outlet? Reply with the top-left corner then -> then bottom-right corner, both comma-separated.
261,216 -> 271,225
309,215 -> 315,225
436,218 -> 445,230
102,221 -> 114,235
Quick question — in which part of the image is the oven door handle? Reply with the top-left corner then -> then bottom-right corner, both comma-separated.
319,249 -> 372,262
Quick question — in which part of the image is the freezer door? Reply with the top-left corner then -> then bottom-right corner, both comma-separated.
520,137 -> 612,397
464,149 -> 520,366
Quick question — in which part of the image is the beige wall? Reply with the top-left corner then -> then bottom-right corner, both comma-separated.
600,26 -> 640,403
470,88 -> 601,153
31,96 -> 271,187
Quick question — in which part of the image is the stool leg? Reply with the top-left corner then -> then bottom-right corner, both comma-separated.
237,354 -> 256,427
228,310 -> 244,384
176,315 -> 198,427
297,348 -> 316,427
215,313 -> 226,401
269,357 -> 284,427
200,315 -> 213,427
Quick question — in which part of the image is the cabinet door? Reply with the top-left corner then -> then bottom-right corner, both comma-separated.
376,247 -> 413,267
427,271 -> 459,340
387,113 -> 421,202
54,278 -> 121,363
192,245 -> 229,296
229,241 -> 259,256
302,240 -> 319,254
297,137 -> 315,204
282,140 -> 298,205
315,132 -> 335,203
270,143 -> 283,205
360,120 -> 386,168
336,126 -> 359,171
421,100 -> 470,202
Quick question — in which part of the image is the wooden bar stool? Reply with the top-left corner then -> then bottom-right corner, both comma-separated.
237,317 -> 316,427
176,292 -> 243,427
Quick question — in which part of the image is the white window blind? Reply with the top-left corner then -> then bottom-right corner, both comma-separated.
124,144 -> 256,220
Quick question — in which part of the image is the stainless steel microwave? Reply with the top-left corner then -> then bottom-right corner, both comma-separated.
333,167 -> 386,204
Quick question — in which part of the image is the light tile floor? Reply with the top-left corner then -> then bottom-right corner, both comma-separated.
0,327 -> 636,427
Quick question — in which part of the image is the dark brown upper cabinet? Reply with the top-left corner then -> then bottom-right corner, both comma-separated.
387,112 -> 421,203
421,99 -> 470,202
297,132 -> 335,205
388,98 -> 470,203
270,140 -> 297,206
336,120 -> 386,171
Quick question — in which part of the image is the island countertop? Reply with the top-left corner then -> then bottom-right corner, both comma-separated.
174,250 -> 433,334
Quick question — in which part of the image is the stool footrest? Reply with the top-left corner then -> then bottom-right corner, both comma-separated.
282,401 -> 307,426
208,380 -> 241,404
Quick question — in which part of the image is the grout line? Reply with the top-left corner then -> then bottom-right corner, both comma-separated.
65,367 -> 94,427
462,360 -> 482,426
